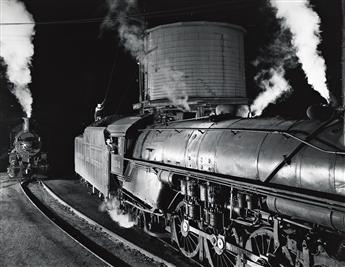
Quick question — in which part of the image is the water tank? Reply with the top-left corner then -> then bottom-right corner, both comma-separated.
142,21 -> 247,104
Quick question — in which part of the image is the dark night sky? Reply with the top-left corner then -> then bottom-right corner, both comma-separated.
0,0 -> 342,175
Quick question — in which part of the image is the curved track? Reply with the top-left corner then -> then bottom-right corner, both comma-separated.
20,180 -> 131,267
40,181 -> 177,267
41,181 -> 206,267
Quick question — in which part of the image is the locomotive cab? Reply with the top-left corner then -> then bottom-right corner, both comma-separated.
107,115 -> 153,178
75,115 -> 153,198
108,135 -> 126,177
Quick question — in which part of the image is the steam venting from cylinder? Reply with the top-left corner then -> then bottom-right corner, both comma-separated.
22,117 -> 29,133
101,0 -> 144,59
99,198 -> 135,228
250,0 -> 330,116
0,0 -> 35,118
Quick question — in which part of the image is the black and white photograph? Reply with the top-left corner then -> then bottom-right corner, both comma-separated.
0,0 -> 344,266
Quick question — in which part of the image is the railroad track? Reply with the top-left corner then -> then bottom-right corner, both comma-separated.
21,179 -> 204,267
39,181 -> 179,267
21,178 -> 204,267
20,180 -> 140,267
40,181 -> 204,267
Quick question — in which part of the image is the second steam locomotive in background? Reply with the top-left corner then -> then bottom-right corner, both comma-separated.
7,117 -> 48,178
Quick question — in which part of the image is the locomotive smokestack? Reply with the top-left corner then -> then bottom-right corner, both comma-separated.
23,117 -> 29,133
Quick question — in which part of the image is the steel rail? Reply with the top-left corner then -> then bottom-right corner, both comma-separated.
20,180 -> 130,267
40,181 -> 177,267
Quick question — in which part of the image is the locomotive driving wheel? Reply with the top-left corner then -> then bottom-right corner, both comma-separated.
172,201 -> 200,258
204,228 -> 239,267
245,227 -> 292,267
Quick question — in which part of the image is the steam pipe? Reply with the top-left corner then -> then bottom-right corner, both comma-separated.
23,117 -> 29,133
138,62 -> 143,103
267,196 -> 345,232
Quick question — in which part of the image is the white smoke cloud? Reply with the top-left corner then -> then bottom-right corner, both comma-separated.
236,104 -> 251,118
102,0 -> 144,59
0,0 -> 35,118
250,22 -> 295,116
101,1 -> 191,109
270,0 -> 330,102
251,67 -> 291,116
157,63 -> 190,111
99,198 -> 135,228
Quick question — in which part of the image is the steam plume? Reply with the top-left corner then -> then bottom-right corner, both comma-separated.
102,0 -> 144,59
250,28 -> 294,116
251,67 -> 291,116
158,62 -> 190,111
270,0 -> 330,102
99,198 -> 135,228
236,105 -> 251,118
0,0 -> 35,117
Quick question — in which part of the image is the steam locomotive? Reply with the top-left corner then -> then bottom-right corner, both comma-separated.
75,22 -> 345,266
7,117 -> 48,178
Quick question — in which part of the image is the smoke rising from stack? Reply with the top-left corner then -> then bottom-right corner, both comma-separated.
0,0 -> 35,118
101,0 -> 144,59
270,0 -> 330,102
250,0 -> 330,117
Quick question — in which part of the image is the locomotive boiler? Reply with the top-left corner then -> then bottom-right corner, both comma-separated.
75,22 -> 345,267
8,117 -> 48,178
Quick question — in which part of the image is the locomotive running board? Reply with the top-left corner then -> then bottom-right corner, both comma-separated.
124,157 -> 345,213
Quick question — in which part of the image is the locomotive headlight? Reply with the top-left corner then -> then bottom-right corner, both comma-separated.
21,142 -> 29,149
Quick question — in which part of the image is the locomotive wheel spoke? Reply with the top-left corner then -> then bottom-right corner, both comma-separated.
173,201 -> 200,258
245,227 -> 294,267
204,228 -> 239,267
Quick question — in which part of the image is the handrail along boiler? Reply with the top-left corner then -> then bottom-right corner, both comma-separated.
74,22 -> 345,267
